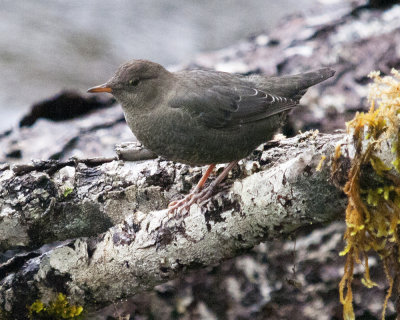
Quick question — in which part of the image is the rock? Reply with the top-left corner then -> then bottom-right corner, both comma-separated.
19,90 -> 115,127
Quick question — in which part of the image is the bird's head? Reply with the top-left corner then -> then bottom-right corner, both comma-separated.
88,59 -> 172,111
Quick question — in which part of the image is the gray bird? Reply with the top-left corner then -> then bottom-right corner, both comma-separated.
88,60 -> 335,212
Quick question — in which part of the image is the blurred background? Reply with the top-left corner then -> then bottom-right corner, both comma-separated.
0,0 -> 315,131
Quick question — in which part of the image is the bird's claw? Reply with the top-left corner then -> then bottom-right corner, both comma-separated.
168,185 -> 215,215
167,195 -> 193,214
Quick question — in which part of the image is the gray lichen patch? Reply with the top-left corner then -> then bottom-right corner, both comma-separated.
0,170 -> 58,248
53,165 -> 76,198
0,214 -> 29,250
104,185 -> 169,224
236,132 -> 346,240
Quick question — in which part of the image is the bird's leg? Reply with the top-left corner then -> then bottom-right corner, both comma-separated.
194,164 -> 217,192
194,160 -> 238,204
168,161 -> 238,214
168,164 -> 216,213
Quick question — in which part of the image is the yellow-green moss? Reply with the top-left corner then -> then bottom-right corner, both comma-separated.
316,154 -> 326,172
28,293 -> 84,320
337,69 -> 400,320
63,187 -> 73,198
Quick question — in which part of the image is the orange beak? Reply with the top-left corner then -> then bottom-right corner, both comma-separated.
87,83 -> 112,93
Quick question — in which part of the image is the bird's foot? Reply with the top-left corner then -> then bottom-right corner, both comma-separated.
167,161 -> 238,215
168,184 -> 216,215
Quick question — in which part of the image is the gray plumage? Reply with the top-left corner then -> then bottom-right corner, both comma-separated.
89,60 -> 335,165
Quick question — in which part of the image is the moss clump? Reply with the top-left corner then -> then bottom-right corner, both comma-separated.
63,187 -> 74,198
28,293 -> 84,320
316,154 -> 326,172
337,69 -> 400,320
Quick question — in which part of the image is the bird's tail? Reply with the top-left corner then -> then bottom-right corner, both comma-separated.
260,67 -> 335,100
290,68 -> 336,88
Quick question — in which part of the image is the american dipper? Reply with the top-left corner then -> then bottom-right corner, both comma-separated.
88,60 -> 335,212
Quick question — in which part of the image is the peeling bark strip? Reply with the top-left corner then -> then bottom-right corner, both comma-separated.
0,131 -> 352,316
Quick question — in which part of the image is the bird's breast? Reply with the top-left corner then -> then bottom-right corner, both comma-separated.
123,107 -> 283,165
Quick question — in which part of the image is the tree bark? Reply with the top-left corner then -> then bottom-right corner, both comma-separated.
0,130 -> 358,316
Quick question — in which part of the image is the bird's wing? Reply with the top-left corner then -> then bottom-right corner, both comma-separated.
169,85 -> 298,129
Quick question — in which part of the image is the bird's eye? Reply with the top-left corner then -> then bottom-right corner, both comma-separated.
129,79 -> 140,86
